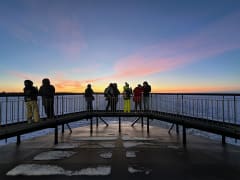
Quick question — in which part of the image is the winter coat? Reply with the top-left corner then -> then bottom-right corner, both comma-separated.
84,87 -> 94,101
24,86 -> 38,102
143,85 -> 151,97
39,79 -> 55,99
133,86 -> 143,103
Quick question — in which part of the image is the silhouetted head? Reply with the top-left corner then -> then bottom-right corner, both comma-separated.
143,81 -> 148,86
24,80 -> 33,87
125,82 -> 129,87
87,84 -> 91,88
138,84 -> 141,88
42,78 -> 50,85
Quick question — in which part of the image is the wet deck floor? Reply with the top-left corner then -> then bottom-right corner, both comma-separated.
0,121 -> 240,180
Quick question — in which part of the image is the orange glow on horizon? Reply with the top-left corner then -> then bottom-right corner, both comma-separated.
1,84 -> 240,94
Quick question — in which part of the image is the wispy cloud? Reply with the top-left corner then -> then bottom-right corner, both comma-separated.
0,1 -> 85,61
156,85 -> 240,93
110,11 -> 240,79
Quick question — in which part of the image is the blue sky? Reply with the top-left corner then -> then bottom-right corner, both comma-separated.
0,0 -> 240,92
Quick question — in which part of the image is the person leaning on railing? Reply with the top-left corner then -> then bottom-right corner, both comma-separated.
39,78 -> 55,119
123,82 -> 132,112
23,80 -> 40,123
133,84 -> 143,111
142,81 -> 151,111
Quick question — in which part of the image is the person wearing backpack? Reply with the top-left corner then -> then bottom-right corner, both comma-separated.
123,82 -> 132,112
39,78 -> 55,119
23,80 -> 40,123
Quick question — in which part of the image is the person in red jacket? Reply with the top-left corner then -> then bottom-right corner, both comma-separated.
133,84 -> 143,111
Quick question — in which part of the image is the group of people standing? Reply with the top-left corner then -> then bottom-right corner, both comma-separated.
23,79 -> 151,123
84,81 -> 151,112
23,79 -> 55,123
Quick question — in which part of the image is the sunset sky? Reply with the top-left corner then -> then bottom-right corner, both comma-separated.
0,0 -> 240,93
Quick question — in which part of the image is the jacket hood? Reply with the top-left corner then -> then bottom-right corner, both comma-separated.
42,78 -> 50,85
24,80 -> 33,87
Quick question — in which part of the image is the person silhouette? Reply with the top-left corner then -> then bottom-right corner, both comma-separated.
133,84 -> 143,111
84,84 -> 94,111
39,78 -> 55,119
123,82 -> 132,112
142,81 -> 151,111
23,80 -> 40,123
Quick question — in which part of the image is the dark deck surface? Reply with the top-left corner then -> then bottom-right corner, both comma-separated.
1,122 -> 240,180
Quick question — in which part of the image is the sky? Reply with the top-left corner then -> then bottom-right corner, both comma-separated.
0,0 -> 240,93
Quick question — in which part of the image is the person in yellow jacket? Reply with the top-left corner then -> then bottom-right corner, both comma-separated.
123,82 -> 132,112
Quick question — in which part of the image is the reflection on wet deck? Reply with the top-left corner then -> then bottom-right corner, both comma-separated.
1,122 -> 240,179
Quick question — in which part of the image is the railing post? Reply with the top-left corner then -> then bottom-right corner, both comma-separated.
54,125 -> 58,144
141,116 -> 144,127
62,96 -> 64,115
222,136 -> 226,145
119,116 -> 121,132
183,126 -> 186,147
62,124 -> 64,134
56,96 -> 59,116
222,96 -> 225,144
17,96 -> 20,122
0,102 -> 2,125
96,117 -> 99,127
234,96 -> 237,143
5,96 -> 8,125
176,124 -> 179,134
147,117 -> 149,134
17,135 -> 21,145
90,117 -> 93,134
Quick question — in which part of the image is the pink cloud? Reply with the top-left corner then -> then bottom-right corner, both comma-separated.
109,11 -> 240,80
9,71 -> 42,82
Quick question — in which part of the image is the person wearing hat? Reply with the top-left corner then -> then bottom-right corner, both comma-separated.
133,84 -> 143,111
123,82 -> 132,112
142,81 -> 151,110
39,78 -> 55,119
23,80 -> 40,123
84,84 -> 95,111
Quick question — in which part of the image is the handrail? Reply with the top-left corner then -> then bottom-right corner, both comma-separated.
1,92 -> 240,97
0,92 -> 239,145
0,110 -> 240,145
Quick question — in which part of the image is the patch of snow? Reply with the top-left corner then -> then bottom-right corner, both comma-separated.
123,141 -> 153,148
54,143 -> 78,149
98,142 -> 116,148
128,166 -> 151,175
99,152 -> 112,159
33,151 -> 76,160
126,151 -> 137,158
7,164 -> 68,176
71,166 -> 111,176
7,164 -> 111,176
122,136 -> 156,141
72,137 -> 118,141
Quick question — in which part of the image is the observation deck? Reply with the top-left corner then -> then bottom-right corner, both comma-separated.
0,93 -> 240,179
